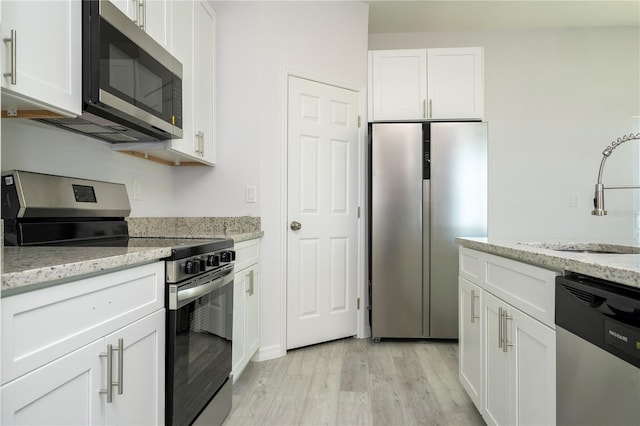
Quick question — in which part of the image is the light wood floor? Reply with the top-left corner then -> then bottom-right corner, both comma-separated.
224,337 -> 485,426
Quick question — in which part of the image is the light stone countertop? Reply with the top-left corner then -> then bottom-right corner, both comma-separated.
456,237 -> 640,289
1,245 -> 172,297
1,232 -> 264,297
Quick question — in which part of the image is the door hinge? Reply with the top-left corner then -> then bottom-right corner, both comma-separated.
358,115 -> 361,128
357,297 -> 360,310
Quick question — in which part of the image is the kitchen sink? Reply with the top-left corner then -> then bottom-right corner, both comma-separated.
517,242 -> 640,254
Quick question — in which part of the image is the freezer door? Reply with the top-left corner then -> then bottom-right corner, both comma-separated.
371,123 -> 423,338
430,122 -> 487,338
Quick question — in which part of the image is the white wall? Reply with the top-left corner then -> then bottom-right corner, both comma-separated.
206,0 -> 369,359
2,0 -> 369,359
370,26 -> 640,242
1,119 -> 177,217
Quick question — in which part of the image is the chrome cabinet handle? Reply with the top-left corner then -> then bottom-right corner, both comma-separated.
498,307 -> 503,349
290,221 -> 302,231
422,99 -> 426,118
115,338 -> 124,395
503,312 -> 513,352
429,99 -> 433,118
3,29 -> 17,85
195,131 -> 204,156
138,0 -> 145,30
99,344 -> 114,403
99,339 -> 124,402
246,270 -> 255,295
470,290 -> 480,323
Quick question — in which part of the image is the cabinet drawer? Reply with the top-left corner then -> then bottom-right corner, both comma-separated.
483,252 -> 558,328
234,239 -> 260,272
459,247 -> 483,283
1,262 -> 164,384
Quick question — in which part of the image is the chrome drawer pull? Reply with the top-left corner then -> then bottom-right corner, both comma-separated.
3,30 -> 17,85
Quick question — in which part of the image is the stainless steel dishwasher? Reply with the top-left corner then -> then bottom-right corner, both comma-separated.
556,274 -> 640,426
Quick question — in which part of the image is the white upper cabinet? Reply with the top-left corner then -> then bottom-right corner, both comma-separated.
369,49 -> 428,121
109,0 -> 172,51
111,0 -> 216,166
143,0 -> 172,52
192,0 -> 216,165
368,47 -> 484,121
427,47 -> 484,120
1,0 -> 81,117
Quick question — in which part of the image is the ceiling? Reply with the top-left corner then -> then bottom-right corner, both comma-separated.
367,0 -> 640,33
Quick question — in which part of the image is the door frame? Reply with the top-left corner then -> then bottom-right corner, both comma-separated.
280,67 -> 369,354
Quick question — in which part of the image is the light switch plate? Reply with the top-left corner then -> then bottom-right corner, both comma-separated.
246,186 -> 256,203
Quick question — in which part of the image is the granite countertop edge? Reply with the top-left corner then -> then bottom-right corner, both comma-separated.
1,232 -> 264,296
456,237 -> 640,289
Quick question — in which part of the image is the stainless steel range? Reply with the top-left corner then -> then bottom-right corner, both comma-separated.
1,170 -> 235,426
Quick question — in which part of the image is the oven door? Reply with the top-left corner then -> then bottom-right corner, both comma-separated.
166,267 -> 233,426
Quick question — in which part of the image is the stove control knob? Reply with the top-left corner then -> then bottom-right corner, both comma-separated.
207,254 -> 220,266
185,260 -> 201,274
220,250 -> 236,263
198,259 -> 206,270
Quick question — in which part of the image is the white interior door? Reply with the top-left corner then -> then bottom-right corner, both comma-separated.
287,76 -> 360,350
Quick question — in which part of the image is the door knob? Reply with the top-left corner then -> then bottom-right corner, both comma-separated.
290,221 -> 302,231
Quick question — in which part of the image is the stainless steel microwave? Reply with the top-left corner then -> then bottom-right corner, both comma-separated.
38,0 -> 183,143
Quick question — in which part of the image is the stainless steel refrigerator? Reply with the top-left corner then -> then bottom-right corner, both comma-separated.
370,122 -> 487,339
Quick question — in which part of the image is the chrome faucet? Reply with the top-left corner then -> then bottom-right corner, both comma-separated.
592,133 -> 640,215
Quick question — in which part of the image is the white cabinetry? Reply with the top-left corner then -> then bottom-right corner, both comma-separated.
368,47 -> 483,121
459,276 -> 482,409
1,263 -> 165,425
191,0 -> 216,164
114,0 -> 215,166
458,247 -> 558,426
369,49 -> 427,121
232,239 -> 260,382
109,0 -> 171,51
1,0 -> 81,117
427,48 -> 484,120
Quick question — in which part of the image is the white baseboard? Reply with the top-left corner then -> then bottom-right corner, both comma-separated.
252,344 -> 285,362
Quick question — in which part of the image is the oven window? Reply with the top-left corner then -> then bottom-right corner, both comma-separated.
99,19 -> 173,123
168,281 -> 232,426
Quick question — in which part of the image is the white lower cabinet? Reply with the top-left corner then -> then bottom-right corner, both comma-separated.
0,262 -> 165,425
232,239 -> 260,382
459,247 -> 558,426
459,277 -> 482,409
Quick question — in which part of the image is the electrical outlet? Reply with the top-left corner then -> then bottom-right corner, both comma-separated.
246,186 -> 256,203
132,179 -> 143,200
570,193 -> 580,207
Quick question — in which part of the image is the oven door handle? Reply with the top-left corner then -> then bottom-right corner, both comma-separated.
170,270 -> 234,310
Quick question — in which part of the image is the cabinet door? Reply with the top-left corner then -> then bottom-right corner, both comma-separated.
232,271 -> 248,381
370,49 -> 427,121
109,0 -> 137,21
427,47 -> 484,120
482,292 -> 514,426
0,340 -> 103,425
193,0 -> 216,164
143,0 -> 171,51
511,308 -> 556,426
1,0 -> 81,116
104,310 -> 165,426
167,0 -> 196,158
245,264 -> 260,360
458,277 -> 482,410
